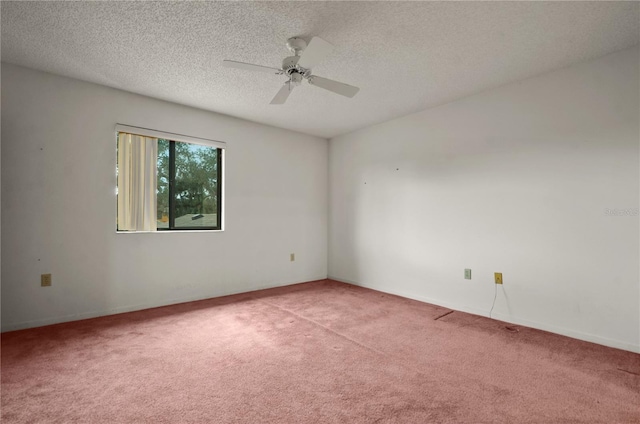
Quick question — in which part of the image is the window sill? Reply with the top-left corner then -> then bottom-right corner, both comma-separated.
116,229 -> 224,234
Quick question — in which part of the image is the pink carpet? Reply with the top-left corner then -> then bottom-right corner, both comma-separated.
2,280 -> 639,423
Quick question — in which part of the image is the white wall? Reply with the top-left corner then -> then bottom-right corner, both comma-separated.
0,63 -> 3,330
1,63 -> 328,331
3,48 -> 639,353
329,47 -> 640,352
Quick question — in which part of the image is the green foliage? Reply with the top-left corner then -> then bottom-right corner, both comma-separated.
157,139 -> 219,220
157,139 -> 170,218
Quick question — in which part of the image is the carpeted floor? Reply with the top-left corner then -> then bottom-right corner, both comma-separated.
2,279 -> 639,423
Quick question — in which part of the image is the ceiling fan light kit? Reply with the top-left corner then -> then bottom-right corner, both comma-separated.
223,36 -> 360,104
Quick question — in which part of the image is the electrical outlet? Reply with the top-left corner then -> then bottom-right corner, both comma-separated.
41,273 -> 52,287
494,272 -> 503,285
290,253 -> 295,262
464,269 -> 472,280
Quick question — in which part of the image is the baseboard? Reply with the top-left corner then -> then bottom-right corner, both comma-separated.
328,275 -> 640,354
489,311 -> 640,354
329,275 -> 488,317
1,276 -> 328,333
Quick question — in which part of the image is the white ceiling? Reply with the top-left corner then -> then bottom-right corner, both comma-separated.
2,1 -> 638,139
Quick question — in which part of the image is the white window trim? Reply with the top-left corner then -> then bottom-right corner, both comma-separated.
115,124 -> 227,149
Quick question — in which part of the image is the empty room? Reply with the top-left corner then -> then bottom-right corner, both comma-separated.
1,1 -> 639,423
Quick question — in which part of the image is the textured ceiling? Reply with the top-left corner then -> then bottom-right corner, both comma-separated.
2,1 -> 639,138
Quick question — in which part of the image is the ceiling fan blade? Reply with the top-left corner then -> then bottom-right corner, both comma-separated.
308,76 -> 359,98
297,37 -> 334,70
222,60 -> 281,74
270,81 -> 294,104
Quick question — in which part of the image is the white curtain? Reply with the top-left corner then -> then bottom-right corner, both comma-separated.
117,133 -> 158,231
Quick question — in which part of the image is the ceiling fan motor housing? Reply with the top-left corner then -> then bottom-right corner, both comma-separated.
283,37 -> 313,82
282,56 -> 310,81
282,56 -> 300,73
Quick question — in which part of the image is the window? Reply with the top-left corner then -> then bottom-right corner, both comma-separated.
116,125 -> 224,232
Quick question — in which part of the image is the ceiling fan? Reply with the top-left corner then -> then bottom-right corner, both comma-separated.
223,37 -> 360,104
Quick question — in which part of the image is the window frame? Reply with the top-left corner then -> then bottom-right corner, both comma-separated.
162,139 -> 223,231
116,124 -> 225,233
